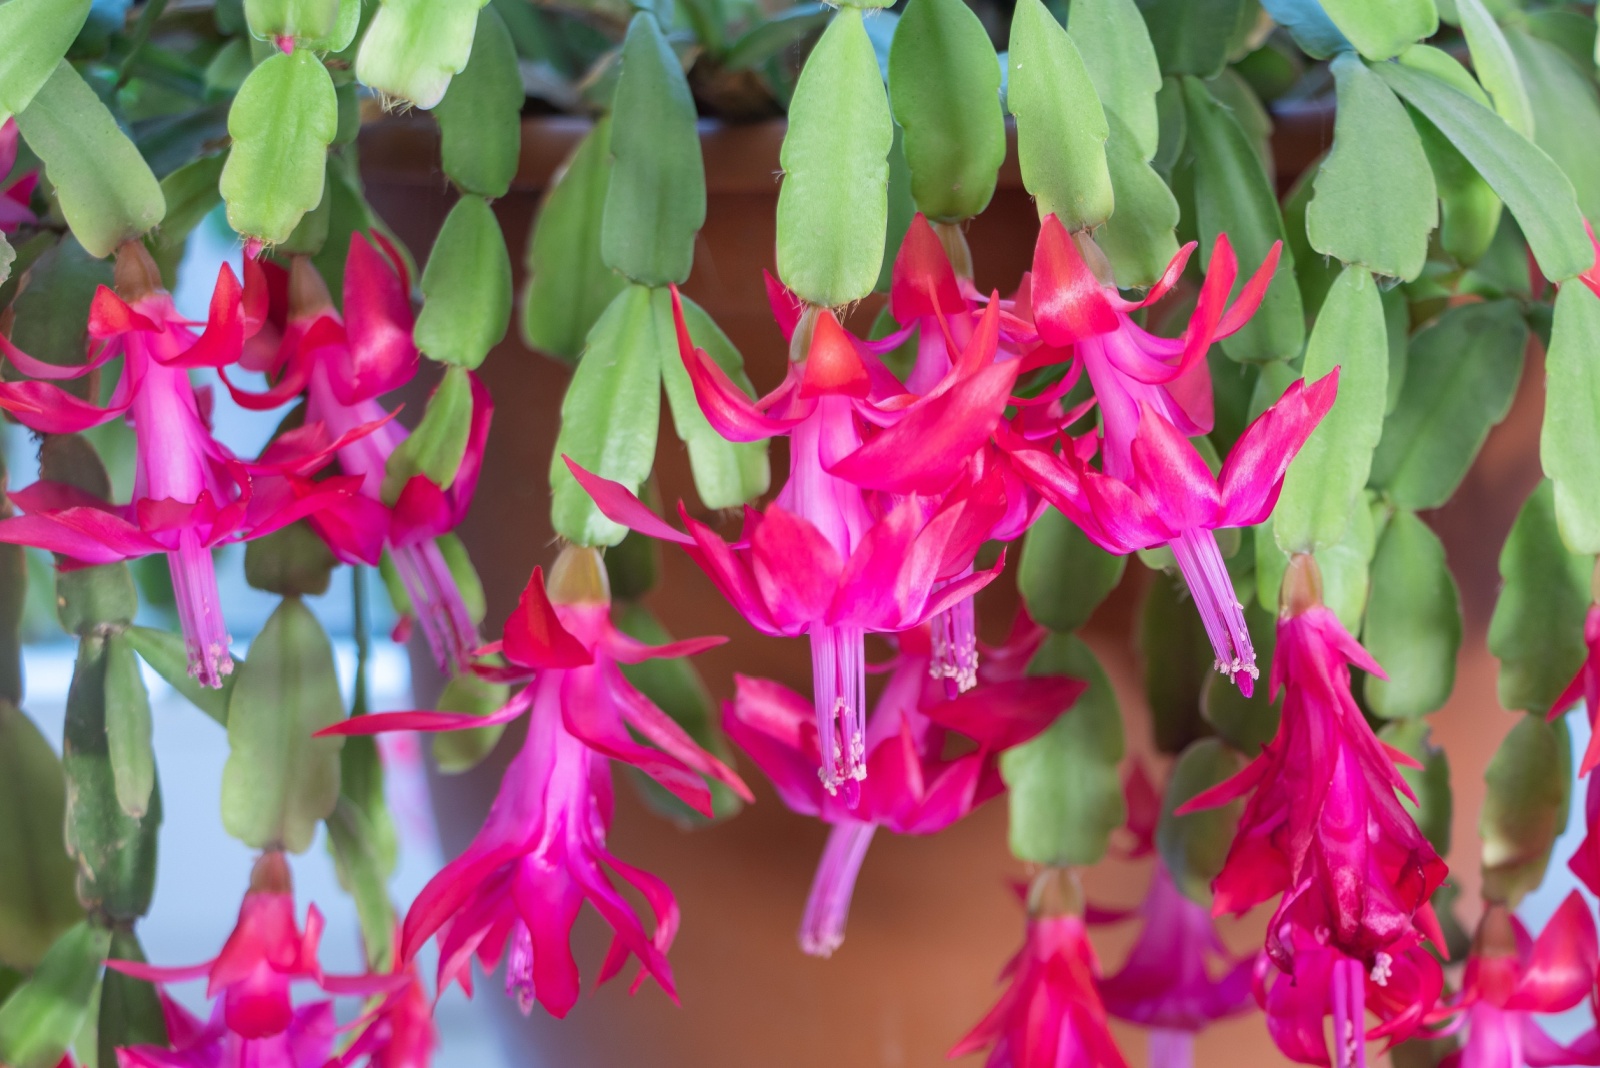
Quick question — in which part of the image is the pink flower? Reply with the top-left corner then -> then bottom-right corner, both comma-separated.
0,119 -> 37,232
1095,862 -> 1255,1068
331,961 -> 438,1068
1549,604 -> 1600,775
1005,217 -> 1326,697
321,549 -> 751,1017
1569,773 -> 1600,897
1442,894 -> 1600,1068
953,870 -> 1130,1068
565,288 -> 1016,799
117,993 -> 337,1068
110,852 -> 398,1057
232,238 -> 491,675
1180,555 -> 1447,1065
725,623 -> 1079,955
0,243 -> 350,686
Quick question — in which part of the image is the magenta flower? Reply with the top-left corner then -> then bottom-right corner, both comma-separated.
330,961 -> 438,1068
1096,861 -> 1255,1068
954,871 -> 1130,1068
117,993 -> 337,1068
725,622 -> 1079,955
231,238 -> 492,674
1570,773 -> 1600,897
1179,557 -> 1447,1063
0,119 -> 37,231
1005,217 -> 1325,697
0,244 -> 351,686
111,852 -> 399,1054
1442,894 -> 1600,1068
565,290 -> 1016,799
1549,603 -> 1600,775
322,550 -> 751,1017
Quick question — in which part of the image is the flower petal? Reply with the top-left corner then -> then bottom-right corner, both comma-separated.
1030,214 -> 1121,346
502,566 -> 595,670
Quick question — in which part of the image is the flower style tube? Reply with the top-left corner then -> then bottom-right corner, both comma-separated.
725,622 -> 1079,955
954,869 -> 1130,1068
321,548 -> 751,1017
232,236 -> 492,674
0,242 -> 354,686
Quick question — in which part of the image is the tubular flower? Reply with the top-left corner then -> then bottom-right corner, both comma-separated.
0,119 -> 37,231
232,237 -> 491,675
954,869 -> 1130,1068
566,287 -> 1017,800
330,961 -> 438,1068
320,549 -> 751,1018
1569,773 -> 1600,897
1442,895 -> 1600,1068
1006,217 -> 1322,697
0,242 -> 350,686
1095,861 -> 1256,1068
724,623 -> 1080,956
110,852 -> 400,1049
1182,555 -> 1447,1064
116,993 -> 337,1068
1549,603 -> 1600,776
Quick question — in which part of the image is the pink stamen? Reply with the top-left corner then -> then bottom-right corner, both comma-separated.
929,583 -> 979,698
798,820 -> 877,958
1169,527 -> 1257,696
170,528 -> 233,688
809,623 -> 867,804
1330,955 -> 1367,1068
390,539 -> 480,676
505,922 -> 536,1015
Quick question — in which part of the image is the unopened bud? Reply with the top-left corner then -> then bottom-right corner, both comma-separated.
113,241 -> 163,302
1281,553 -> 1324,619
548,545 -> 610,606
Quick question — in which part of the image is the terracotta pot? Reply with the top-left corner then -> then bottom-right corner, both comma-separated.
357,107 -> 1528,1068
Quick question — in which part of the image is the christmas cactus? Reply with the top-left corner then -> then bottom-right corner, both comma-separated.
2,0 -> 1600,1066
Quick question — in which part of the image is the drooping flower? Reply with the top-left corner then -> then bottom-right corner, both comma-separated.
0,118 -> 37,232
1006,217 -> 1325,697
1441,894 -> 1600,1068
566,288 -> 1017,799
321,548 -> 751,1018
1569,773 -> 1600,897
330,961 -> 438,1068
724,622 -> 1079,955
230,237 -> 491,675
116,993 -> 338,1068
110,852 -> 399,1062
1095,861 -> 1255,1068
1549,603 -> 1600,776
954,869 -> 1130,1068
1182,554 -> 1447,1064
0,242 -> 351,686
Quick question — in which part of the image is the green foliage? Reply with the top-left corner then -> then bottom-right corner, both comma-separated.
14,62 -> 165,259
0,705 -> 82,972
1362,509 -> 1462,719
0,0 -> 92,124
220,49 -> 337,245
0,924 -> 109,1068
1542,284 -> 1600,554
1018,507 -> 1126,634
1481,713 -> 1570,906
1007,0 -> 1112,230
1307,54 -> 1436,280
414,195 -> 513,369
888,0 -> 1005,222
602,13 -> 706,286
1002,634 -> 1125,867
355,0 -> 490,110
434,5 -> 523,199
1275,268 -> 1389,553
1319,0 -> 1437,60
1488,481 -> 1593,715
1157,739 -> 1242,905
776,9 -> 891,306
